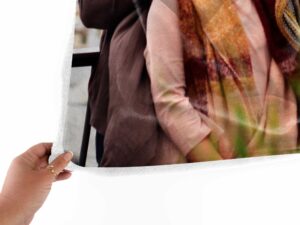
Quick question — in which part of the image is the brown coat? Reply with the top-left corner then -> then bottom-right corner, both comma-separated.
79,0 -> 158,167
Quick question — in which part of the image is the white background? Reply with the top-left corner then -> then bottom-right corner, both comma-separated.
1,0 -> 300,224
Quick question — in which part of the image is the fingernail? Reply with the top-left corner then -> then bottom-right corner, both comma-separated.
63,151 -> 73,161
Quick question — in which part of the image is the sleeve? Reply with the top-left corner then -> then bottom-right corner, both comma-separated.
78,0 -> 136,29
145,0 -> 212,156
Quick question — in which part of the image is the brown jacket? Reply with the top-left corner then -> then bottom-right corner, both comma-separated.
79,0 -> 158,167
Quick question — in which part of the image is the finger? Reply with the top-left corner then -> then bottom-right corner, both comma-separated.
55,171 -> 72,182
47,151 -> 73,176
39,155 -> 51,169
24,143 -> 53,159
62,169 -> 73,173
218,136 -> 234,159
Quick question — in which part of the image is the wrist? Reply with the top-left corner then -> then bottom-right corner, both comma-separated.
0,194 -> 33,225
187,136 -> 222,162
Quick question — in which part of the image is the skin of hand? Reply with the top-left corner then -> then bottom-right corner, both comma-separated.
218,134 -> 235,159
187,135 -> 223,162
187,133 -> 236,162
0,143 -> 73,225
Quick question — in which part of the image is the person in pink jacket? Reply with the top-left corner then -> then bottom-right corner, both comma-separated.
145,0 -> 300,163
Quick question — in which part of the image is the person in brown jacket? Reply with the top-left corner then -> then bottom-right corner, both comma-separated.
78,0 -> 160,167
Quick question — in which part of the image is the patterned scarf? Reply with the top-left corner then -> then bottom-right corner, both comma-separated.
177,0 -> 300,155
252,0 -> 299,73
178,0 -> 299,112
275,0 -> 300,51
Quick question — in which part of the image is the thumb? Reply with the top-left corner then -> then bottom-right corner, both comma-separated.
47,151 -> 73,178
218,135 -> 234,159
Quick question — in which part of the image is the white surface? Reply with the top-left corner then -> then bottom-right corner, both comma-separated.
1,0 -> 300,225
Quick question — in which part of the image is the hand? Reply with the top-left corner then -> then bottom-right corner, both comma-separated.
187,135 -> 223,162
0,143 -> 73,225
